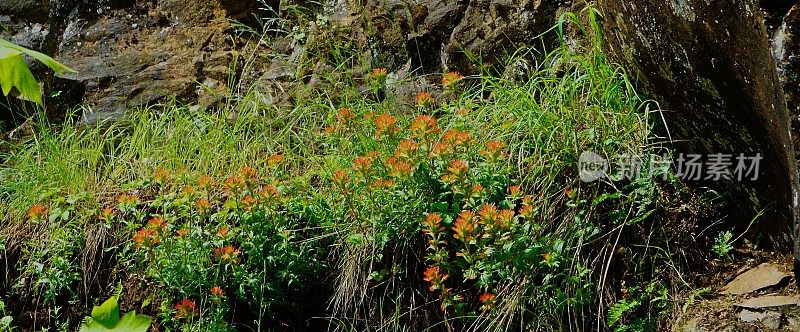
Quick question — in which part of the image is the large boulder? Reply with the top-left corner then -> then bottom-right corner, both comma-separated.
326,0 -> 576,75
597,0 -> 800,259
1,0 -> 266,124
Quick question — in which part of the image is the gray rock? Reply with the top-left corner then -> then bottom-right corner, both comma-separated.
597,0 -> 800,256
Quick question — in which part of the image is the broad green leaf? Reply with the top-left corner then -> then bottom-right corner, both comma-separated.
0,53 -> 42,105
0,38 -> 76,106
90,296 -> 120,328
79,296 -> 151,332
0,38 -> 75,75
114,311 -> 152,332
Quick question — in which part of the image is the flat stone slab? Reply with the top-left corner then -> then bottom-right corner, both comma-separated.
737,309 -> 782,329
720,263 -> 789,295
735,295 -> 800,309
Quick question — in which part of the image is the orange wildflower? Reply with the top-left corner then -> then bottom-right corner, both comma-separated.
353,156 -> 374,174
374,113 -> 399,137
259,185 -> 281,201
370,67 -> 388,77
176,228 -> 190,237
453,215 -> 475,243
240,166 -> 258,181
508,185 -> 521,197
214,245 -> 241,264
409,115 -> 440,138
117,194 -> 138,206
195,198 -> 211,212
481,140 -> 505,159
267,154 -> 284,167
415,92 -> 434,107
242,195 -> 258,210
210,286 -> 225,298
27,203 -> 48,220
153,168 -> 170,183
519,205 -> 534,219
479,292 -> 496,310
133,228 -> 159,248
543,252 -> 554,263
217,226 -> 229,237
394,139 -> 418,160
422,213 -> 443,235
332,169 -> 349,188
441,129 -> 472,147
223,175 -> 244,192
441,71 -> 464,87
478,204 -> 498,225
198,175 -> 214,188
423,266 -> 448,292
387,157 -> 413,178
441,160 -> 468,184
100,207 -> 115,220
337,108 -> 354,123
174,299 -> 198,319
498,209 -> 515,228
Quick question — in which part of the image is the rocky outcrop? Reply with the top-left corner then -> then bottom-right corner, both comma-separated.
328,0 -> 575,75
1,0 -> 267,123
597,0 -> 799,254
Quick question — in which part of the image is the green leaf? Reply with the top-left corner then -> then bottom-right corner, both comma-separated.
0,39 -> 75,75
0,38 -> 76,106
0,53 -> 42,105
80,296 -> 151,332
91,296 -> 120,328
114,311 -> 151,332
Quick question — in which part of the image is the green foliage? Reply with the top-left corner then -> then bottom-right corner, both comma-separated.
607,283 -> 668,332
79,296 -> 151,332
0,299 -> 13,332
0,38 -> 75,105
711,231 -> 734,258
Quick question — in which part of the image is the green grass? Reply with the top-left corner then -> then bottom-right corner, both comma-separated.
0,7 -> 660,331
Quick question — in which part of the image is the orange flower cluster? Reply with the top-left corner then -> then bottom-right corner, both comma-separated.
195,198 -> 212,212
153,168 -> 170,183
422,213 -> 444,236
198,175 -> 214,189
374,113 -> 399,138
441,160 -> 468,184
423,266 -> 449,292
415,92 -> 434,108
214,245 -> 241,264
479,292 -> 496,310
441,71 -> 464,87
267,154 -> 284,168
210,286 -> 225,298
453,210 -> 476,243
133,217 -> 169,249
386,157 -> 413,178
409,115 -> 440,139
332,170 -> 349,188
117,193 -> 139,206
394,139 -> 418,160
370,67 -> 388,80
26,203 -> 48,220
174,299 -> 198,319
223,175 -> 244,193
481,140 -> 505,160
100,207 -> 115,220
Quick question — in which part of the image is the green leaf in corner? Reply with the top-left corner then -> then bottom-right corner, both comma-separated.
79,295 -> 151,332
114,311 -> 151,332
0,38 -> 76,106
91,296 -> 120,328
0,53 -> 42,105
